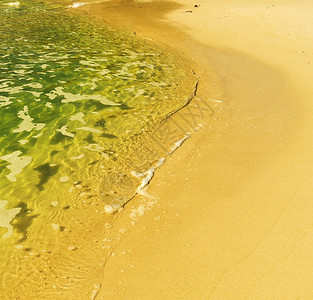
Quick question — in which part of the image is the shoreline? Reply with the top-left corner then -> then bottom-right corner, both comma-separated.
51,0 -> 313,298
67,0 -> 227,214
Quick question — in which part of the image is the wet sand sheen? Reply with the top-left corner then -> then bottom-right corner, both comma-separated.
69,0 -> 313,299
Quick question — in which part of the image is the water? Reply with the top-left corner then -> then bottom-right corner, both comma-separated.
0,0 -> 197,297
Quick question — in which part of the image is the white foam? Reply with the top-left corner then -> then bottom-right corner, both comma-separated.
90,283 -> 101,300
129,204 -> 146,219
129,135 -> 189,199
131,158 -> 165,194
137,188 -> 155,199
169,135 -> 190,152
129,198 -> 158,221
104,204 -> 121,214
68,2 -> 87,8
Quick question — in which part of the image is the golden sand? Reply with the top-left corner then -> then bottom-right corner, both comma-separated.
69,0 -> 313,298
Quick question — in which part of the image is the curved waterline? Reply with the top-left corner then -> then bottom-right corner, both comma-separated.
0,0 -> 197,297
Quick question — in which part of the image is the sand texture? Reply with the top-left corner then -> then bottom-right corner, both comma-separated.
71,0 -> 313,299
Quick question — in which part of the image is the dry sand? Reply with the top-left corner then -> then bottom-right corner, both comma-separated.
72,0 -> 313,298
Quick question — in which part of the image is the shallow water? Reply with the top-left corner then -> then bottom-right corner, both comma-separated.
0,0 -> 196,297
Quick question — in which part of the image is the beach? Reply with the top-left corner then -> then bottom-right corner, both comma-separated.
68,0 -> 313,298
1,0 -> 312,298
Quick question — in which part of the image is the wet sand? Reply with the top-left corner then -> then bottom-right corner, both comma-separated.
73,1 -> 313,298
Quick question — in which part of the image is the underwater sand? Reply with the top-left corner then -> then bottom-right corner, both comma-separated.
0,1 -> 197,298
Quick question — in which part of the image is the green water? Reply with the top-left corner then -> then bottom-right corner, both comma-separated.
0,0 -> 196,297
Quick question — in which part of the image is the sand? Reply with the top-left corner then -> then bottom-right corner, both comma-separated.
71,0 -> 313,298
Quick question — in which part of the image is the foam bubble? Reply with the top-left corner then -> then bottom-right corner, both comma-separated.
68,2 -> 87,8
104,204 -> 121,214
